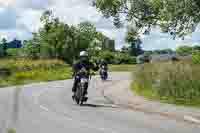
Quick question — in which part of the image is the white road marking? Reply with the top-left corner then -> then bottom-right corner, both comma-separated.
34,88 -> 49,104
39,105 -> 49,112
184,115 -> 200,124
99,127 -> 106,131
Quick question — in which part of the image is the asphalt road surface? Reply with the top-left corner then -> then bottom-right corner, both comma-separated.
0,72 -> 199,133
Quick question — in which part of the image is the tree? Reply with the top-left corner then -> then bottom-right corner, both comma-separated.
93,0 -> 200,39
2,38 -> 7,56
176,45 -> 193,55
98,50 -> 115,63
121,46 -> 129,53
193,45 -> 200,52
125,26 -> 143,56
23,37 -> 40,59
78,21 -> 99,54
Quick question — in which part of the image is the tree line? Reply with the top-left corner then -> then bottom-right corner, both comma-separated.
0,10 -> 141,64
22,10 -> 110,64
0,10 -> 116,64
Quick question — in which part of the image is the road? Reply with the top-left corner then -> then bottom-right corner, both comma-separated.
0,72 -> 199,133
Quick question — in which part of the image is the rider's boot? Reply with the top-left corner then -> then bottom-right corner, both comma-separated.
84,83 -> 88,96
83,97 -> 88,102
83,90 -> 88,95
72,94 -> 75,101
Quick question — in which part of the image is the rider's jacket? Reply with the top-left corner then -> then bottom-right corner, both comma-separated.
72,58 -> 99,77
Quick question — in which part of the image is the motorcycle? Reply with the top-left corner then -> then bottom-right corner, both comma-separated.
73,68 -> 89,105
100,65 -> 108,81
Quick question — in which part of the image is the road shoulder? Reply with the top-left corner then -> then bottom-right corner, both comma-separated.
103,74 -> 200,125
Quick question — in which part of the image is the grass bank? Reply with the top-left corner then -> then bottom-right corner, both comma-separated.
132,62 -> 200,107
0,59 -> 72,87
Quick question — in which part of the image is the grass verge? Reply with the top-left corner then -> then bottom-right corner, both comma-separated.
0,59 -> 72,87
7,128 -> 16,133
131,62 -> 200,108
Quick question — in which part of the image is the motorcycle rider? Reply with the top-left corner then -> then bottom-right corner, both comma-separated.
99,59 -> 108,70
72,51 -> 99,99
99,59 -> 108,79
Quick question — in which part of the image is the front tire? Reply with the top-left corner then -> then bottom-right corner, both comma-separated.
75,83 -> 81,105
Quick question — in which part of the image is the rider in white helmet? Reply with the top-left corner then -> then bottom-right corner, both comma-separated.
72,51 -> 99,98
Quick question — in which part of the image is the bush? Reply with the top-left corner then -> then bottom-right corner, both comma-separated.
97,50 -> 136,64
114,53 -> 136,64
134,62 -> 200,106
176,45 -> 193,56
98,50 -> 115,64
7,48 -> 23,57
192,51 -> 200,64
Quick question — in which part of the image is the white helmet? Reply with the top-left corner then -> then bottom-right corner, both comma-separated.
80,51 -> 88,57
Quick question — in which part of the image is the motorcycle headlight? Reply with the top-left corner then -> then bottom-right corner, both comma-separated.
81,78 -> 88,83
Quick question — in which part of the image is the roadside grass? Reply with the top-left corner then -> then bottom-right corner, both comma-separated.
0,59 -> 72,87
132,82 -> 200,107
109,64 -> 137,72
131,62 -> 200,108
7,128 -> 16,133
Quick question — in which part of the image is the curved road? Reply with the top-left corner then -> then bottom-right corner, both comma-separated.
1,72 -> 200,133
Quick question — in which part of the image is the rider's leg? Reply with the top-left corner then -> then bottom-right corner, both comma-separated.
72,78 -> 79,100
84,82 -> 88,95
72,77 -> 78,93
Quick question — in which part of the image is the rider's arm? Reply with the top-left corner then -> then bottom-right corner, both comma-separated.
90,61 -> 99,71
72,64 -> 76,77
72,62 -> 81,77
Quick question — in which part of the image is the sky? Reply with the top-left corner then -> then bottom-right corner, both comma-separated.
0,0 -> 199,50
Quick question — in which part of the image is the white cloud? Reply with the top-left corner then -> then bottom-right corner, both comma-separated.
15,0 -> 52,10
141,27 -> 200,50
17,9 -> 42,32
0,0 -> 13,7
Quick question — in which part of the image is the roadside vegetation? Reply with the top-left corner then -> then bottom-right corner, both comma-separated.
132,59 -> 200,107
7,128 -> 16,133
109,65 -> 136,72
0,59 -> 71,87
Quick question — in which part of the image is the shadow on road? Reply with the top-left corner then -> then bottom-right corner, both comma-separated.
81,103 -> 119,109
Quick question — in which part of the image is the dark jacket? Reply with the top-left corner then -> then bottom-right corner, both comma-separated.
72,58 -> 99,76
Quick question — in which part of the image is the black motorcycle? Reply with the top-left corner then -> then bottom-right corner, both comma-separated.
73,68 -> 89,105
100,65 -> 108,80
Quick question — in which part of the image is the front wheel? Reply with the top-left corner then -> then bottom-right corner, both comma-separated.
76,98 -> 80,104
74,83 -> 82,105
